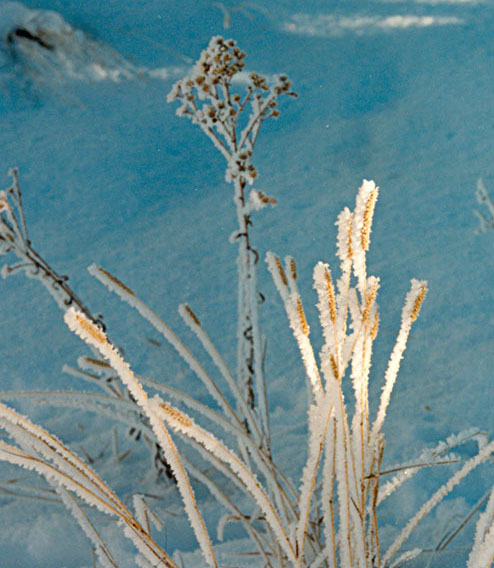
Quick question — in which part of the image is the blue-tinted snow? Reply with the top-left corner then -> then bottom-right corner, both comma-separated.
0,1 -> 492,566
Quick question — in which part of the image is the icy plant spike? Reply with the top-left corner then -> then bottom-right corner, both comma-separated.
266,179 -> 493,567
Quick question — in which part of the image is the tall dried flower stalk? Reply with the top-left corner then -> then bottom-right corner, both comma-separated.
167,36 -> 297,449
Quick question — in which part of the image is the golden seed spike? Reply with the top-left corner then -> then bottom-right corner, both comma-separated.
275,255 -> 288,287
324,267 -> 337,324
361,188 -> 378,251
347,217 -> 354,260
410,284 -> 428,322
330,354 -> 340,381
296,297 -> 309,336
160,403 -> 193,429
74,312 -> 108,346
96,267 -> 136,297
288,257 -> 297,281
371,312 -> 379,340
184,304 -> 201,327
362,281 -> 379,323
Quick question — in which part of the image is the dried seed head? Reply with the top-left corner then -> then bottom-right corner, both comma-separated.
410,284 -> 428,322
361,187 -> 378,251
362,280 -> 379,323
371,312 -> 379,340
96,267 -> 135,297
347,218 -> 354,260
296,297 -> 309,336
330,354 -> 339,381
73,312 -> 108,346
257,191 -> 276,205
324,267 -> 337,324
274,255 -> 288,287
183,304 -> 201,327
288,257 -> 297,281
160,403 -> 193,429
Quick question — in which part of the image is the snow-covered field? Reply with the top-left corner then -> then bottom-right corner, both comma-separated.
0,1 -> 492,566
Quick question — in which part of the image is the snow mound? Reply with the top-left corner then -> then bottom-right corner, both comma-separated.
0,2 -> 182,86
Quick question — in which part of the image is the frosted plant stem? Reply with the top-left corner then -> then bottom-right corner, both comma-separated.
247,252 -> 271,448
181,453 -> 274,567
233,176 -> 270,445
56,484 -> 120,568
321,418 -> 337,568
0,440 -> 125,518
64,308 -> 218,568
332,381 -> 354,568
154,398 -> 297,564
177,417 -> 297,529
468,487 -> 494,567
88,264 -> 244,432
371,279 -> 427,451
179,303 -> 264,446
266,253 -> 323,401
295,400 -> 334,567
0,401 -> 128,516
382,439 -> 494,566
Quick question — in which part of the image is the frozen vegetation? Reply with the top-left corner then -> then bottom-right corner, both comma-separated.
0,1 -> 493,567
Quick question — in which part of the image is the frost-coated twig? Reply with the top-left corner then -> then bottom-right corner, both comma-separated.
0,168 -> 103,329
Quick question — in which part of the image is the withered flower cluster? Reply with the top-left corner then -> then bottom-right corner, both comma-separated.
167,36 -> 296,185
